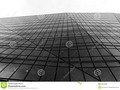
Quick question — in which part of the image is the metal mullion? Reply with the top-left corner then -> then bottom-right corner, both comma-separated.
69,13 -> 101,81
68,14 -> 86,81
91,20 -> 120,64
7,33 -> 42,81
24,23 -> 49,81
39,16 -> 57,81
54,14 -> 64,80
72,13 -> 118,81
41,16 -> 60,81
77,14 -> 120,64
66,14 -> 71,81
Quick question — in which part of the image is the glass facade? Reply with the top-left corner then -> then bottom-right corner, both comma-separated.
0,13 -> 120,81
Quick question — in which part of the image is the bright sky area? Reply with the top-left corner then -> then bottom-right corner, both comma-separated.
0,0 -> 120,18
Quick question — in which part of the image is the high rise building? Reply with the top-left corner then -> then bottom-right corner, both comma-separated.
0,13 -> 120,81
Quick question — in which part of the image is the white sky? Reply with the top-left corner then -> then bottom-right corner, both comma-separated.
0,0 -> 120,18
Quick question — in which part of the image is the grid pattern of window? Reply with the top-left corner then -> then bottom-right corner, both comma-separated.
0,13 -> 120,81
